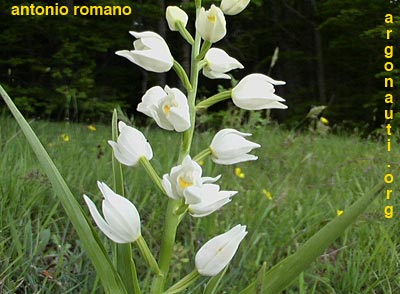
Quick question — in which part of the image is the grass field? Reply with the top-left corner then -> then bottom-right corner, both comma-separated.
1,114 -> 399,293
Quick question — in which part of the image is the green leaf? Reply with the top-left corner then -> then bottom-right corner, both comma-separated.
164,270 -> 200,294
203,265 -> 229,294
239,183 -> 384,294
0,85 -> 127,294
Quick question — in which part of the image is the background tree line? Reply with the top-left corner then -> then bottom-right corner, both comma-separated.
0,0 -> 399,132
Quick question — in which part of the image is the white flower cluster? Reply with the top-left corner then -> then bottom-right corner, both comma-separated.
84,0 -> 288,279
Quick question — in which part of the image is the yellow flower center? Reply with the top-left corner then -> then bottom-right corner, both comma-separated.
207,14 -> 216,23
164,104 -> 171,114
178,176 -> 193,189
163,100 -> 177,115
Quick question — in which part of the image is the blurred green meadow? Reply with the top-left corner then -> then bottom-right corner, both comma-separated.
0,114 -> 399,293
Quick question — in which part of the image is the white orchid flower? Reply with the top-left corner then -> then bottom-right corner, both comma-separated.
220,0 -> 251,15
187,184 -> 237,217
210,128 -> 261,165
162,155 -> 220,204
116,31 -> 173,73
166,6 -> 189,31
108,121 -> 153,167
137,85 -> 190,132
203,48 -> 244,79
195,5 -> 226,43
232,73 -> 287,110
83,181 -> 141,244
195,224 -> 247,276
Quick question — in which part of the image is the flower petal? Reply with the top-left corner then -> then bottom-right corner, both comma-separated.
195,225 -> 247,276
84,195 -> 132,243
97,182 -> 141,241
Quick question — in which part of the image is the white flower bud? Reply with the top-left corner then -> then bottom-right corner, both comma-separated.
187,184 -> 237,217
166,6 -> 189,31
203,48 -> 243,79
83,182 -> 141,244
108,121 -> 153,167
195,5 -> 226,43
195,225 -> 247,276
116,31 -> 173,73
210,128 -> 260,165
220,0 -> 250,15
232,73 -> 287,110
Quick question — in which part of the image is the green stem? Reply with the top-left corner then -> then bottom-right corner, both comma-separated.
179,13 -> 202,162
136,236 -> 162,276
196,90 -> 232,110
173,60 -> 192,91
192,147 -> 212,162
139,156 -> 166,195
164,270 -> 201,294
151,200 -> 182,293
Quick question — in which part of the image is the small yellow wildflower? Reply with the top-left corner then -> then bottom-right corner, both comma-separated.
320,116 -> 329,125
336,209 -> 344,216
262,189 -> 273,200
61,134 -> 70,142
88,125 -> 97,131
234,167 -> 245,179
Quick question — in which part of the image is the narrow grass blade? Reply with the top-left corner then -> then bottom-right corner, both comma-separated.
0,85 -> 127,294
254,262 -> 267,293
112,109 -> 141,294
111,109 -> 125,197
239,183 -> 384,294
